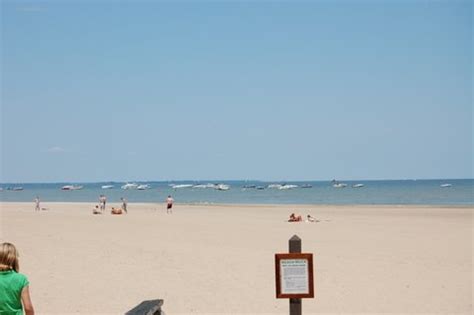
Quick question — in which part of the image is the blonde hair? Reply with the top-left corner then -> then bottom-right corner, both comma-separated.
0,242 -> 20,272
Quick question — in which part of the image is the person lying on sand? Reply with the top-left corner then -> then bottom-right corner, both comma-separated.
288,213 -> 302,222
111,207 -> 123,215
92,205 -> 101,215
306,214 -> 319,222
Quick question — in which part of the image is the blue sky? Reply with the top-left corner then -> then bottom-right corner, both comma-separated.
1,1 -> 472,182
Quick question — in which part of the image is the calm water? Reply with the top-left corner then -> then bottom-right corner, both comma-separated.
0,179 -> 472,205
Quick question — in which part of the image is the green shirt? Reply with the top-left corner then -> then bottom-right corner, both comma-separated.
0,270 -> 29,315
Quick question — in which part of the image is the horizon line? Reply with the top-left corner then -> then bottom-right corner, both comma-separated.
0,177 -> 472,184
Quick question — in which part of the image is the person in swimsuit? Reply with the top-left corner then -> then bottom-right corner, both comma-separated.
111,207 -> 123,215
34,197 -> 40,212
166,195 -> 174,214
288,213 -> 302,222
121,198 -> 128,213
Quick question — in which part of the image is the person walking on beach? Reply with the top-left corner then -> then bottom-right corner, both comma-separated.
34,196 -> 40,211
121,197 -> 128,214
166,195 -> 174,214
0,242 -> 35,315
99,195 -> 107,212
99,195 -> 103,211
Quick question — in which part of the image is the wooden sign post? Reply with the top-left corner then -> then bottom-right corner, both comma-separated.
275,235 -> 314,315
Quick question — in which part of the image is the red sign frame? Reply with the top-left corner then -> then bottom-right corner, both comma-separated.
275,253 -> 314,299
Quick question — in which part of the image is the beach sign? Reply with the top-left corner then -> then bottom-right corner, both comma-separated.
275,253 -> 314,299
275,235 -> 314,315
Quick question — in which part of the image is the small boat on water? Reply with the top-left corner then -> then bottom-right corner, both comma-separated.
440,184 -> 452,188
121,183 -> 139,190
333,183 -> 347,188
171,184 -> 194,189
137,184 -> 150,190
352,184 -> 364,188
61,185 -> 83,191
242,184 -> 257,189
193,183 -> 215,189
101,185 -> 114,189
267,184 -> 282,189
6,187 -> 23,191
215,184 -> 230,191
256,186 -> 265,190
279,184 -> 298,190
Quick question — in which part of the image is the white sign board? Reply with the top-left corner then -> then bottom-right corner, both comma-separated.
280,259 -> 309,294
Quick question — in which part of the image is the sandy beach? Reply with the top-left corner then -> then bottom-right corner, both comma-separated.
0,202 -> 472,315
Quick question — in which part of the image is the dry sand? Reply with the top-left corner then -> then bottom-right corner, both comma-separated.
0,202 -> 472,315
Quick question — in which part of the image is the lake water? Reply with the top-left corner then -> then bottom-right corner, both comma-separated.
1,179 -> 472,205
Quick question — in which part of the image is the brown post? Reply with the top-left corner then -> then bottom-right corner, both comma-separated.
289,235 -> 302,315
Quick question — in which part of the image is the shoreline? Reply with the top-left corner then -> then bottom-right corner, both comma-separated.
2,201 -> 473,208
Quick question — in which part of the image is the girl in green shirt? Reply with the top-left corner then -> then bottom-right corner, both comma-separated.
0,243 -> 34,315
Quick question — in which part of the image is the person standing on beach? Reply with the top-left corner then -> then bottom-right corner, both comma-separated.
102,195 -> 107,212
166,195 -> 174,214
121,197 -> 128,213
34,197 -> 40,212
99,195 -> 107,212
0,242 -> 35,315
99,195 -> 103,211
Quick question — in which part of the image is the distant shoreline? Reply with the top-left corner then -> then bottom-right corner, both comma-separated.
1,201 -> 472,209
1,178 -> 473,184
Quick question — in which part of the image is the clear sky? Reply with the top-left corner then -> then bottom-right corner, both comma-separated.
1,1 -> 472,182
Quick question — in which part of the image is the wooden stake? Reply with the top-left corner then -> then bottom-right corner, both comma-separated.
289,235 -> 302,315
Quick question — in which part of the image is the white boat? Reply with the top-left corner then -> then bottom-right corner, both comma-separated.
61,185 -> 83,191
121,183 -> 139,190
267,184 -> 282,189
193,183 -> 215,189
279,184 -> 298,190
440,184 -> 452,188
333,183 -> 347,188
352,184 -> 364,188
12,187 -> 24,191
215,184 -> 230,191
172,184 -> 194,189
101,185 -> 114,189
137,184 -> 150,190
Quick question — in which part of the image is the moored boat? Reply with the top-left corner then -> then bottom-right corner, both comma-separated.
279,184 -> 298,190
121,183 -> 139,190
137,184 -> 150,190
215,184 -> 230,191
267,184 -> 282,189
193,183 -> 215,189
171,184 -> 194,189
61,185 -> 83,191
